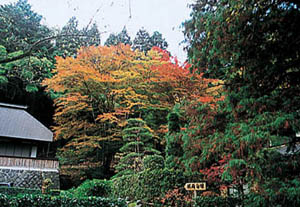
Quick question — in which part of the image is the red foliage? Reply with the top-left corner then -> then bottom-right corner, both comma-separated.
149,47 -> 223,105
161,188 -> 193,207
199,155 -> 231,184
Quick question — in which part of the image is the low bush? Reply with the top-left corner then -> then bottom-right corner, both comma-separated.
70,179 -> 113,198
112,168 -> 187,204
194,196 -> 241,207
243,178 -> 300,207
0,193 -> 126,207
194,189 -> 300,207
0,187 -> 41,196
143,155 -> 164,170
0,194 -> 9,207
244,191 -> 300,207
160,188 -> 193,207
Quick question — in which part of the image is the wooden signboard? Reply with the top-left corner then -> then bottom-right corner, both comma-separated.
184,182 -> 207,199
184,182 -> 206,191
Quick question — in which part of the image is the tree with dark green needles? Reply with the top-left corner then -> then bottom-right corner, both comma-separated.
183,0 -> 300,203
115,118 -> 160,177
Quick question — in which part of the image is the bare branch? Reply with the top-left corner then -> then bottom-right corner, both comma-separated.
129,0 -> 132,19
0,33 -> 107,64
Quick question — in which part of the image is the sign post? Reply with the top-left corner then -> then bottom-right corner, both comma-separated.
184,182 -> 207,199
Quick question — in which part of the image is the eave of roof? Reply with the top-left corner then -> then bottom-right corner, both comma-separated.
0,102 -> 28,109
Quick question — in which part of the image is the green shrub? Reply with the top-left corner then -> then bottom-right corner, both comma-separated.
194,189 -> 300,207
143,154 -> 164,170
244,191 -> 300,207
0,187 -> 60,197
194,196 -> 241,207
0,194 -> 9,207
112,173 -> 139,201
243,193 -> 269,207
71,179 -> 112,198
48,189 -> 61,196
0,187 -> 41,196
0,193 -> 126,207
243,178 -> 300,207
112,168 -> 187,203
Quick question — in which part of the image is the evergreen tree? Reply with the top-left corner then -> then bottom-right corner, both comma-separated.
81,22 -> 101,47
105,27 -> 132,46
150,31 -> 168,51
165,105 -> 184,169
132,28 -> 152,53
54,17 -> 101,58
183,0 -> 300,200
0,0 -> 54,90
133,28 -> 168,53
115,118 -> 159,176
0,0 -> 54,126
105,33 -> 119,46
0,0 -> 51,54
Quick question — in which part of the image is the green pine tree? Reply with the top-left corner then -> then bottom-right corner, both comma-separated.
105,27 -> 132,46
115,118 -> 159,177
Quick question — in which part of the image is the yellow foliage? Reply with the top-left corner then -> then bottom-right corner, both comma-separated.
43,44 -> 222,158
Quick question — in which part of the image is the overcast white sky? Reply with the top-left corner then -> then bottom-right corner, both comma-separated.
1,0 -> 194,62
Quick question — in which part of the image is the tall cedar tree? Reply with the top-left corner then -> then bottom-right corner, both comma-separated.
104,27 -> 132,46
132,29 -> 168,53
183,0 -> 300,200
54,16 -> 101,58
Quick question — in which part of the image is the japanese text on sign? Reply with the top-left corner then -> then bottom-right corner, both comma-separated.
184,182 -> 206,191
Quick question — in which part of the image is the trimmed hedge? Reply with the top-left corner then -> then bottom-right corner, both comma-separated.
244,192 -> 300,207
112,168 -> 187,203
0,187 -> 60,196
194,196 -> 241,207
194,193 -> 300,207
69,179 -> 112,198
0,193 -> 127,207
0,187 -> 41,196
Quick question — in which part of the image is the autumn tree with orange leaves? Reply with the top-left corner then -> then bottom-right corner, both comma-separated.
43,43 -> 219,181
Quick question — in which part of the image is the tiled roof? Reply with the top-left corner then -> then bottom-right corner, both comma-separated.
0,103 -> 53,142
